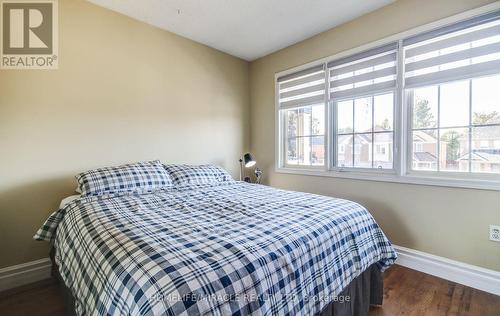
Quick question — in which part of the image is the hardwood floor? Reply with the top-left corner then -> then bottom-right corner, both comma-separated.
369,265 -> 500,315
0,265 -> 499,315
0,278 -> 65,316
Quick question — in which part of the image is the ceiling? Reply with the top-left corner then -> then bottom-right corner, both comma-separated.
87,0 -> 395,61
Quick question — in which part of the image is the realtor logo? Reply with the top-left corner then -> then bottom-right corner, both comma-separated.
1,0 -> 58,69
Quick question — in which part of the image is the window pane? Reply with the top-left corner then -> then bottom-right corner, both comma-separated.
311,136 -> 325,166
373,132 -> 393,169
336,94 -> 395,170
338,100 -> 353,134
440,81 -> 469,128
311,104 -> 325,135
413,86 -> 438,129
354,97 -> 372,133
472,75 -> 500,125
337,134 -> 353,168
301,137 -> 312,165
354,133 -> 372,168
286,138 -> 298,165
297,107 -> 312,136
286,109 -> 298,137
412,129 -> 438,171
440,128 -> 469,172
285,106 -> 314,138
471,126 -> 500,173
286,136 -> 323,167
374,93 -> 394,131
295,137 -> 313,165
284,104 -> 324,167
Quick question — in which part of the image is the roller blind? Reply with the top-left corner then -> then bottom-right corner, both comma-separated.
277,64 -> 326,109
403,11 -> 500,88
328,43 -> 398,100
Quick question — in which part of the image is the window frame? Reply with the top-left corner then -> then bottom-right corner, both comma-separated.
405,80 -> 500,177
280,103 -> 327,170
275,2 -> 500,191
331,89 -> 397,174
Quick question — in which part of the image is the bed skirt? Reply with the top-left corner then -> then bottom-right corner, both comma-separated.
318,264 -> 384,316
50,248 -> 383,316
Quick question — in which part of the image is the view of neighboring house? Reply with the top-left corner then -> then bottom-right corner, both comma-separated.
412,130 -> 441,170
288,122 -> 500,172
458,127 -> 500,172
337,133 -> 393,169
460,151 -> 500,173
285,105 -> 500,173
413,128 -> 500,173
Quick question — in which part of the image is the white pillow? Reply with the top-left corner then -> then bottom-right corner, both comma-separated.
59,195 -> 80,209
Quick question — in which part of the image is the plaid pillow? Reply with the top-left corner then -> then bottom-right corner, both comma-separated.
76,160 -> 172,196
164,164 -> 233,185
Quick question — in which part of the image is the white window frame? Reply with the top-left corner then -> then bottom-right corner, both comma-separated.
280,103 -> 327,170
275,2 -> 500,191
331,89 -> 397,174
405,79 -> 500,181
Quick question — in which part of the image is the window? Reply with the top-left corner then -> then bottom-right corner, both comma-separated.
278,65 -> 326,167
404,13 -> 500,175
330,43 -> 398,170
276,9 -> 500,190
284,105 -> 325,166
335,93 -> 395,169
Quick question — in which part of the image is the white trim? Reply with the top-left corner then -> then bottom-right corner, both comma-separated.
395,39 -> 405,177
393,245 -> 500,296
275,2 -> 500,191
275,166 -> 500,191
0,258 -> 51,292
275,77 -> 282,169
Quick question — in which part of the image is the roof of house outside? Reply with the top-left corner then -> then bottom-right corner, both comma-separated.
457,151 -> 500,163
413,152 -> 437,162
413,130 -> 437,143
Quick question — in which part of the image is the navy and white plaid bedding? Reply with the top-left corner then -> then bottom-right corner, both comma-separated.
35,182 -> 396,315
76,160 -> 172,196
164,164 -> 234,185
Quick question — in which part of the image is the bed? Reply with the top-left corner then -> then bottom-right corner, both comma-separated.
35,163 -> 396,315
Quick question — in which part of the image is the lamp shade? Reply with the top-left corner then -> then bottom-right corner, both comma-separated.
243,153 -> 256,168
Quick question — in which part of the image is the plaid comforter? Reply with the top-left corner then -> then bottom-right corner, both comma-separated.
35,182 -> 396,315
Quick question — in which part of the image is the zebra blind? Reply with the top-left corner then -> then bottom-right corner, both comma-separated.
277,65 -> 326,109
403,11 -> 500,88
328,43 -> 398,100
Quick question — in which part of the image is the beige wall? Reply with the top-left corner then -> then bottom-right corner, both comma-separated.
250,0 -> 500,271
0,0 -> 249,268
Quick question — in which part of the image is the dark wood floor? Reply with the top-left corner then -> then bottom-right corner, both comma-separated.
0,265 -> 499,315
369,265 -> 500,315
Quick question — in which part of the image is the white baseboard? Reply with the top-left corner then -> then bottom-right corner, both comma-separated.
0,258 -> 52,292
0,247 -> 499,296
393,245 -> 500,296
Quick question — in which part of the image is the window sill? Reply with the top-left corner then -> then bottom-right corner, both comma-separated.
275,167 -> 500,191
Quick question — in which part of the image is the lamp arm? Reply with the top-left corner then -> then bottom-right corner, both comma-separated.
239,158 -> 243,181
